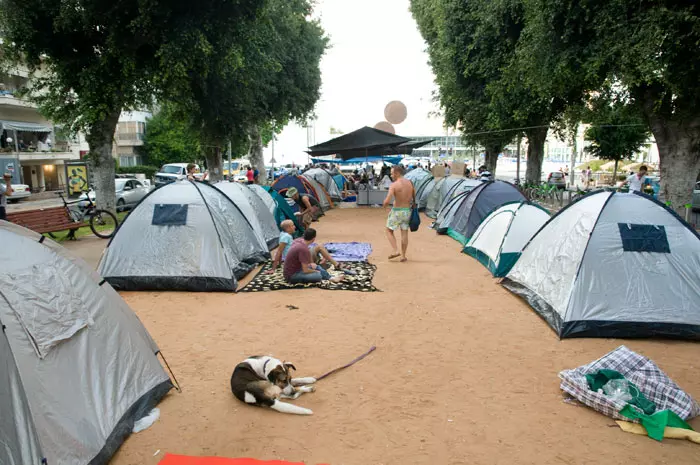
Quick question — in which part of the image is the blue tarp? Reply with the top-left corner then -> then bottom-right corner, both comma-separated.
310,156 -> 403,165
333,174 -> 345,190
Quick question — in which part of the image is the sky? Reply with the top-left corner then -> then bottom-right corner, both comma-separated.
264,0 -> 445,165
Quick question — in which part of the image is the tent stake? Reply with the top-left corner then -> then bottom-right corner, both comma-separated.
158,351 -> 182,392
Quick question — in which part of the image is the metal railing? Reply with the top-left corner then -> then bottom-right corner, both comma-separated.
523,187 -> 699,229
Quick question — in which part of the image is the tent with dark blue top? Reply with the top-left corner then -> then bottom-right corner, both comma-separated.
502,190 -> 700,339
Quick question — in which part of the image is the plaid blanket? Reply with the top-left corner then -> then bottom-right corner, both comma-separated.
559,345 -> 700,421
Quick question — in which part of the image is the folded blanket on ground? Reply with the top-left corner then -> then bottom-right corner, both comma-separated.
323,242 -> 372,262
560,345 -> 700,422
159,454 -> 329,465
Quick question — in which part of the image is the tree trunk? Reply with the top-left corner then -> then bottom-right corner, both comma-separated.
205,144 -> 224,183
569,125 -> 578,187
248,126 -> 266,185
524,126 -> 548,185
612,159 -> 619,184
483,143 -> 501,177
654,126 -> 700,215
637,86 -> 700,217
85,109 -> 121,213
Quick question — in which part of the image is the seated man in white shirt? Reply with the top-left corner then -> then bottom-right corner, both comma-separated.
626,165 -> 648,193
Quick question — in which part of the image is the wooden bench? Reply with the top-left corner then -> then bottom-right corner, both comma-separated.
7,206 -> 87,237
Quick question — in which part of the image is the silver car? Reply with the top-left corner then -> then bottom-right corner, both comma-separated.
79,178 -> 153,211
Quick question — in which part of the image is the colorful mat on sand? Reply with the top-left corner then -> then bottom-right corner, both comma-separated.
239,261 -> 379,293
323,242 -> 372,262
158,454 -> 329,465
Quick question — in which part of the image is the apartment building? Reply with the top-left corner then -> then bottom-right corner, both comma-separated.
113,110 -> 151,167
0,64 -> 88,192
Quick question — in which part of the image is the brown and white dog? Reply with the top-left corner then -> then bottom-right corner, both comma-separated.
230,356 -> 317,415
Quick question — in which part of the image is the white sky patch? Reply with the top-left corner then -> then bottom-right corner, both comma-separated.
265,0 -> 445,165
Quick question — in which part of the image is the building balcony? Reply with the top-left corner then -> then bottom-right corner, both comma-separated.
116,132 -> 145,146
0,91 -> 37,108
0,149 -> 78,162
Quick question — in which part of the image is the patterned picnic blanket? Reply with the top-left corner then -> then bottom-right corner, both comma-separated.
559,345 -> 700,421
239,261 -> 379,293
323,242 -> 372,262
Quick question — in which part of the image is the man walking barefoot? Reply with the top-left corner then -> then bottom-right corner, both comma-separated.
383,165 -> 414,262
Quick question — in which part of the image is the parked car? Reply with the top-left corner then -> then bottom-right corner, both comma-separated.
693,181 -> 700,211
546,171 -> 566,189
78,178 -> 153,211
155,163 -> 201,186
7,183 -> 31,202
223,159 -> 250,181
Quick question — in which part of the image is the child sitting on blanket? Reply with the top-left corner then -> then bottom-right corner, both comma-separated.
267,220 -> 343,274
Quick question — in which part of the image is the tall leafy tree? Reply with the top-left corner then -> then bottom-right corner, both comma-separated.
0,0 -> 264,211
141,106 -> 201,168
520,0 -> 700,212
411,0 -> 564,182
165,0 -> 327,183
584,92 -> 650,182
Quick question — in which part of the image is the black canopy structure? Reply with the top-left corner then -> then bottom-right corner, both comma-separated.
307,126 -> 433,161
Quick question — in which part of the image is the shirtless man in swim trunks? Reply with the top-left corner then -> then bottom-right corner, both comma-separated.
383,164 -> 414,262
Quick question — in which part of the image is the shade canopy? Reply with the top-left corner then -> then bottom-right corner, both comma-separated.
307,126 -> 411,157
0,120 -> 52,133
311,156 -> 404,165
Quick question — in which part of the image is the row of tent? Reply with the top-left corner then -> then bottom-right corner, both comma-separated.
0,170 -> 349,464
0,221 -> 173,465
99,180 -> 308,292
406,170 -> 700,340
98,171 -> 347,293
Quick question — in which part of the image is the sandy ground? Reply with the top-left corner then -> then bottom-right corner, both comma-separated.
62,208 -> 700,465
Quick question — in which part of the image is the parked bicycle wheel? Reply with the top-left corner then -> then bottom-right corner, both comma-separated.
89,210 -> 118,238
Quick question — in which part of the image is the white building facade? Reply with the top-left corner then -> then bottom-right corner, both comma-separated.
0,64 -> 88,192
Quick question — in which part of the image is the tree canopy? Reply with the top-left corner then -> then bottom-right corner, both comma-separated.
0,0 -> 264,210
584,91 -> 650,180
519,0 -> 700,211
410,0 -> 565,182
164,0 -> 327,182
141,106 -> 202,169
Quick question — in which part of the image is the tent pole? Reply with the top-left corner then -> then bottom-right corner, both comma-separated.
158,351 -> 182,392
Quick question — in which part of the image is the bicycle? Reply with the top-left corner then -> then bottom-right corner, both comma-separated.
49,191 -> 119,240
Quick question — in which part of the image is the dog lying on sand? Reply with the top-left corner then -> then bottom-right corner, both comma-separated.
230,356 -> 317,415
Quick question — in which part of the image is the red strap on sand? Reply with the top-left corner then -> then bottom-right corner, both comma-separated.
159,454 -> 329,465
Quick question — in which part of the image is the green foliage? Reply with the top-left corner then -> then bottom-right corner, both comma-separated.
0,0 -> 266,210
164,0 -> 327,170
519,0 -> 700,209
583,90 -> 650,166
410,0 -> 563,180
142,106 -> 201,168
116,165 -> 159,179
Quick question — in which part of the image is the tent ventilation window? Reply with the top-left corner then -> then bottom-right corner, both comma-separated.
618,224 -> 670,253
152,204 -> 188,226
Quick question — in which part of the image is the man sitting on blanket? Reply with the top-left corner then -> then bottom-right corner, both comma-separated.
269,220 -> 343,274
283,228 -> 345,284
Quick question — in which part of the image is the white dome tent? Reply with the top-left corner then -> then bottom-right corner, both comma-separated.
98,180 -> 269,292
464,201 -> 551,277
215,181 -> 280,250
502,191 -> 700,339
0,221 -> 172,465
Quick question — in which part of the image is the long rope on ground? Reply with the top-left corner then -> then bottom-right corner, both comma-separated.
316,346 -> 377,381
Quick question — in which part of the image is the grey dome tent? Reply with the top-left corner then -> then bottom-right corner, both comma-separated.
416,177 -> 436,210
303,175 -> 334,211
502,191 -> 700,339
303,168 -> 343,201
0,221 -> 172,465
98,180 -> 269,292
215,181 -> 280,250
434,180 -> 525,244
248,184 -> 278,216
405,168 -> 432,193
426,177 -> 481,218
